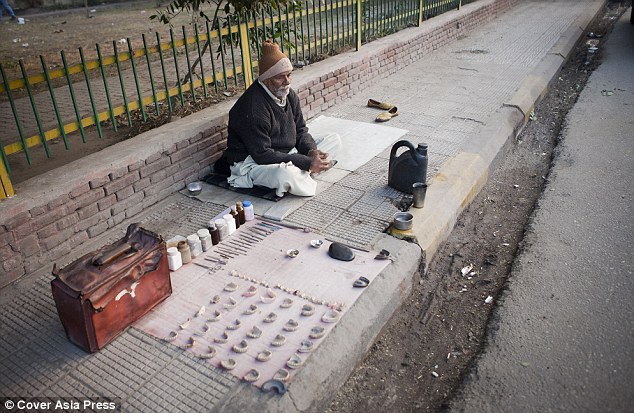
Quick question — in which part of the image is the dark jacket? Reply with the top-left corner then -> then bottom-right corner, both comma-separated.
223,82 -> 316,171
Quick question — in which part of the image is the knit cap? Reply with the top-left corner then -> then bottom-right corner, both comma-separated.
258,40 -> 293,81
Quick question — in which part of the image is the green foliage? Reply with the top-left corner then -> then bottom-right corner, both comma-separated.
150,0 -> 298,27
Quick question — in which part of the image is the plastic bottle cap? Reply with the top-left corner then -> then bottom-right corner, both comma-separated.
187,234 -> 199,242
167,247 -> 179,256
243,200 -> 252,207
197,228 -> 210,237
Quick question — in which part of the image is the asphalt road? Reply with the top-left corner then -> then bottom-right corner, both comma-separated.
449,8 -> 634,413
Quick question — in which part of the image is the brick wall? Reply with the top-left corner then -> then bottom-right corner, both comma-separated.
0,0 -> 517,288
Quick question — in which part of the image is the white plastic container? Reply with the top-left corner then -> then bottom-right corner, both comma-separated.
223,214 -> 237,235
187,234 -> 203,258
197,228 -> 212,252
215,219 -> 228,241
243,200 -> 255,221
167,247 -> 182,271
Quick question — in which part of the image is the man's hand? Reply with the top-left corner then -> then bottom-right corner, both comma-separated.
309,149 -> 332,173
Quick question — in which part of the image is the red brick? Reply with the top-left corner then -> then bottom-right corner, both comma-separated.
29,205 -> 48,217
13,222 -> 32,239
48,243 -> 71,261
143,177 -> 174,197
107,212 -> 126,229
115,185 -> 135,201
189,132 -> 204,144
324,77 -> 337,88
103,171 -> 140,196
47,194 -> 70,210
77,203 -> 99,220
145,151 -> 162,164
40,227 -> 75,251
76,211 -> 110,232
173,164 -> 197,184
149,169 -> 169,184
89,175 -> 110,189
87,222 -> 109,238
69,183 -> 91,198
67,188 -> 104,213
111,192 -> 144,216
139,157 -> 171,179
309,83 -> 324,94
133,177 -> 151,192
4,211 -> 30,229
98,194 -> 117,211
0,245 -> 15,261
37,223 -> 58,240
169,145 -> 197,164
69,231 -> 89,249
0,231 -> 13,247
56,214 -> 79,231
32,206 -> 66,230
109,166 -> 129,180
128,160 -> 145,171
15,234 -> 41,257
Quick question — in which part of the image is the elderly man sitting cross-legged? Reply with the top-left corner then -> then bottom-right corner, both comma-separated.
218,40 -> 341,197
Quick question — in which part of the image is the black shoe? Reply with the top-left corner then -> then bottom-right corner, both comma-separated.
10,16 -> 17,20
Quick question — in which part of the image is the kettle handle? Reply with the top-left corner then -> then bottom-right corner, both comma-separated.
390,140 -> 418,160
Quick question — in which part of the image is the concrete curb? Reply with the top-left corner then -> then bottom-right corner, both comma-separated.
410,0 -> 607,268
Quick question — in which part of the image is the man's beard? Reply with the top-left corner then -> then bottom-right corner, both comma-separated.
276,86 -> 290,100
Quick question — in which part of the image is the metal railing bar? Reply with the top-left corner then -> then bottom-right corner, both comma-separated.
128,37 -> 148,122
143,34 -> 160,115
194,25 -> 208,99
0,63 -> 30,166
19,60 -> 51,157
79,47 -> 103,138
113,41 -> 132,128
182,26 -> 196,102
156,32 -> 173,113
170,29 -> 185,107
96,43 -> 117,132
40,55 -> 69,150
61,50 -> 86,143
205,21 -> 219,94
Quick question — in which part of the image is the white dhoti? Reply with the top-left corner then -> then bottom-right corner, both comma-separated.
228,132 -> 342,197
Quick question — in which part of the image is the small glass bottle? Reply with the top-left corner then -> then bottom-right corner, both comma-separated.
230,206 -> 241,229
177,240 -> 192,264
243,200 -> 254,221
198,228 -> 212,252
215,219 -> 228,241
236,201 -> 246,225
208,221 -> 220,245
187,234 -> 203,258
223,213 -> 236,235
167,247 -> 182,271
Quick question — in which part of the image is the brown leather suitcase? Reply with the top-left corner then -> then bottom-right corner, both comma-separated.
51,224 -> 172,353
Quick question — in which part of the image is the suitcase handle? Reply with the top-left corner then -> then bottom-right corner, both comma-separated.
92,242 -> 141,267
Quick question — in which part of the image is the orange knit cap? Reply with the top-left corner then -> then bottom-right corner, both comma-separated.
258,40 -> 293,81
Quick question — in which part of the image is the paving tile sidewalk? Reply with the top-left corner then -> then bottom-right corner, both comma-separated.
0,1 -> 605,412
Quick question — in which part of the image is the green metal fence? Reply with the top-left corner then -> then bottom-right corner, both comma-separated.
0,0 -> 469,198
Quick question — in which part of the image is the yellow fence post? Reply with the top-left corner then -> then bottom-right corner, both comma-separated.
419,0 -> 424,26
239,21 -> 253,88
356,0 -> 362,50
0,161 -> 14,199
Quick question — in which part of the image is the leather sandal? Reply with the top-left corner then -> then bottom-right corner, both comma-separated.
375,106 -> 399,122
367,99 -> 395,110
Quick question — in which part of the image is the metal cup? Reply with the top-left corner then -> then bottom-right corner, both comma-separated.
412,182 -> 427,208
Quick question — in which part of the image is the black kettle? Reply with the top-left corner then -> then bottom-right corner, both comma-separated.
388,140 -> 428,194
